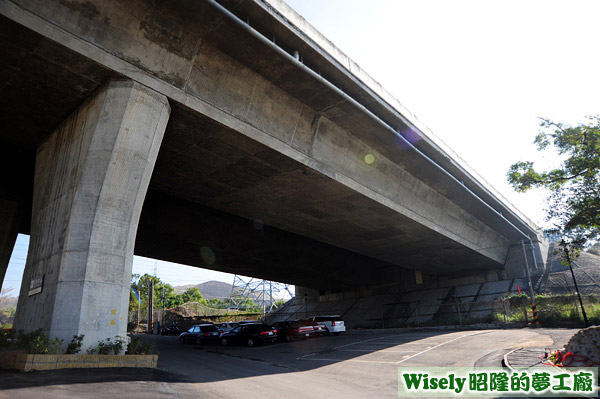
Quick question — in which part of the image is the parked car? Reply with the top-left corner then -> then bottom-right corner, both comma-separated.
299,319 -> 328,336
220,323 -> 277,347
179,324 -> 221,345
271,320 -> 323,341
215,322 -> 238,334
311,315 -> 346,335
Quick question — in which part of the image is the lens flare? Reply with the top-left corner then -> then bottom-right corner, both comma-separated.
364,153 -> 375,164
394,129 -> 422,150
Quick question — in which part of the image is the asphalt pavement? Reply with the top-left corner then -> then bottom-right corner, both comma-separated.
0,327 -> 579,399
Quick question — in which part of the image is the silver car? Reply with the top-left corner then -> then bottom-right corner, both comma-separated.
215,322 -> 239,334
312,315 -> 346,335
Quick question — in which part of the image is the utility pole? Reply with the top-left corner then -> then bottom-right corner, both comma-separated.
161,286 -> 165,326
521,240 -> 539,326
563,245 -> 589,327
147,279 -> 154,334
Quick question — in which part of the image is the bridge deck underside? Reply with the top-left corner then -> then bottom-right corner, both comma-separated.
0,12 -> 501,291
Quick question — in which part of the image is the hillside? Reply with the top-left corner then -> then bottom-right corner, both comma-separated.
0,296 -> 17,310
173,280 -> 232,299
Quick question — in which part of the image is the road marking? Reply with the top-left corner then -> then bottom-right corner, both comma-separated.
395,331 -> 488,364
340,349 -> 419,353
332,336 -> 391,350
297,332 -> 488,363
297,335 -> 394,360
300,357 -> 399,364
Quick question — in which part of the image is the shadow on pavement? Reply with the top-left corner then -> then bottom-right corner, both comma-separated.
0,367 -> 185,390
0,328 -> 495,389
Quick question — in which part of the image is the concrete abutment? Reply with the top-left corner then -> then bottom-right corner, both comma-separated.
13,80 -> 170,351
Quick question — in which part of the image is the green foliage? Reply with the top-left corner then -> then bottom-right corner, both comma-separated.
130,274 -> 207,315
0,329 -> 16,348
273,300 -> 288,309
507,116 -> 600,246
65,334 -> 85,354
497,293 -> 600,326
87,336 -> 126,355
182,287 -> 204,304
17,329 -> 63,354
126,335 -> 158,355
229,296 -> 260,312
205,298 -> 229,308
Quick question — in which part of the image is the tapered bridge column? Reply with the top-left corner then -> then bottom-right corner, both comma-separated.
14,80 -> 170,350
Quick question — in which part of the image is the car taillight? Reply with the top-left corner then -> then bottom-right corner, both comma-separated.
204,332 -> 211,336
331,321 -> 336,326
272,329 -> 278,333
259,331 -> 269,336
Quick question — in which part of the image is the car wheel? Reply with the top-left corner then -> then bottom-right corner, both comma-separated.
195,337 -> 202,345
220,338 -> 228,346
285,335 -> 292,342
333,332 -> 340,336
247,338 -> 255,347
179,337 -> 185,344
324,329 -> 330,336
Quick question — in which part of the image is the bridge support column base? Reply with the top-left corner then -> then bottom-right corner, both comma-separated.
14,80 -> 170,351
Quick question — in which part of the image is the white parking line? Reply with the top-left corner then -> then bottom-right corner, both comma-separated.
297,332 -> 489,364
395,331 -> 488,364
340,349 -> 420,353
300,358 -> 399,364
332,336 -> 390,350
297,335 -> 393,361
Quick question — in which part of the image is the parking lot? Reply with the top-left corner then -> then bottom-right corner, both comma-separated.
154,327 -> 575,398
0,327 -> 578,399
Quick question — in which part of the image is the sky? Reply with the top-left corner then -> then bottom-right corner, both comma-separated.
3,0 -> 600,297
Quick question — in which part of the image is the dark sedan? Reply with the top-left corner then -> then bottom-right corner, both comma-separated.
272,320 -> 321,342
179,324 -> 221,345
220,323 -> 277,347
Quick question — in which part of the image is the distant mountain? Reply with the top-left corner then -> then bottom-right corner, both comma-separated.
173,280 -> 232,299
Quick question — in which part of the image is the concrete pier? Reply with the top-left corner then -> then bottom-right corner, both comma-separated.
13,80 -> 170,350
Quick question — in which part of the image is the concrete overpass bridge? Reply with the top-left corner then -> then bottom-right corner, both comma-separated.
0,0 -> 546,348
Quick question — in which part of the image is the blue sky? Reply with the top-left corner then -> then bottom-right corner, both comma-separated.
4,0 -> 600,297
3,234 -> 238,296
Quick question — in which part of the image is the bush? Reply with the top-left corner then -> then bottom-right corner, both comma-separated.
17,329 -> 63,354
87,336 -> 126,355
65,334 -> 84,354
498,293 -> 600,327
127,335 -> 157,355
0,329 -> 16,348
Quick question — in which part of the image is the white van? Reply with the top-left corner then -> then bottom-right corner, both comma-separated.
312,315 -> 346,335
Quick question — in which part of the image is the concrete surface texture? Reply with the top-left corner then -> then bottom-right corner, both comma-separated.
0,0 -> 545,277
13,80 -> 170,349
0,0 -> 551,340
564,326 -> 600,365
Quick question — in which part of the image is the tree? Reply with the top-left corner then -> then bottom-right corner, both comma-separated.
130,273 -> 182,311
206,298 -> 229,308
507,116 -> 600,248
181,287 -> 204,304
